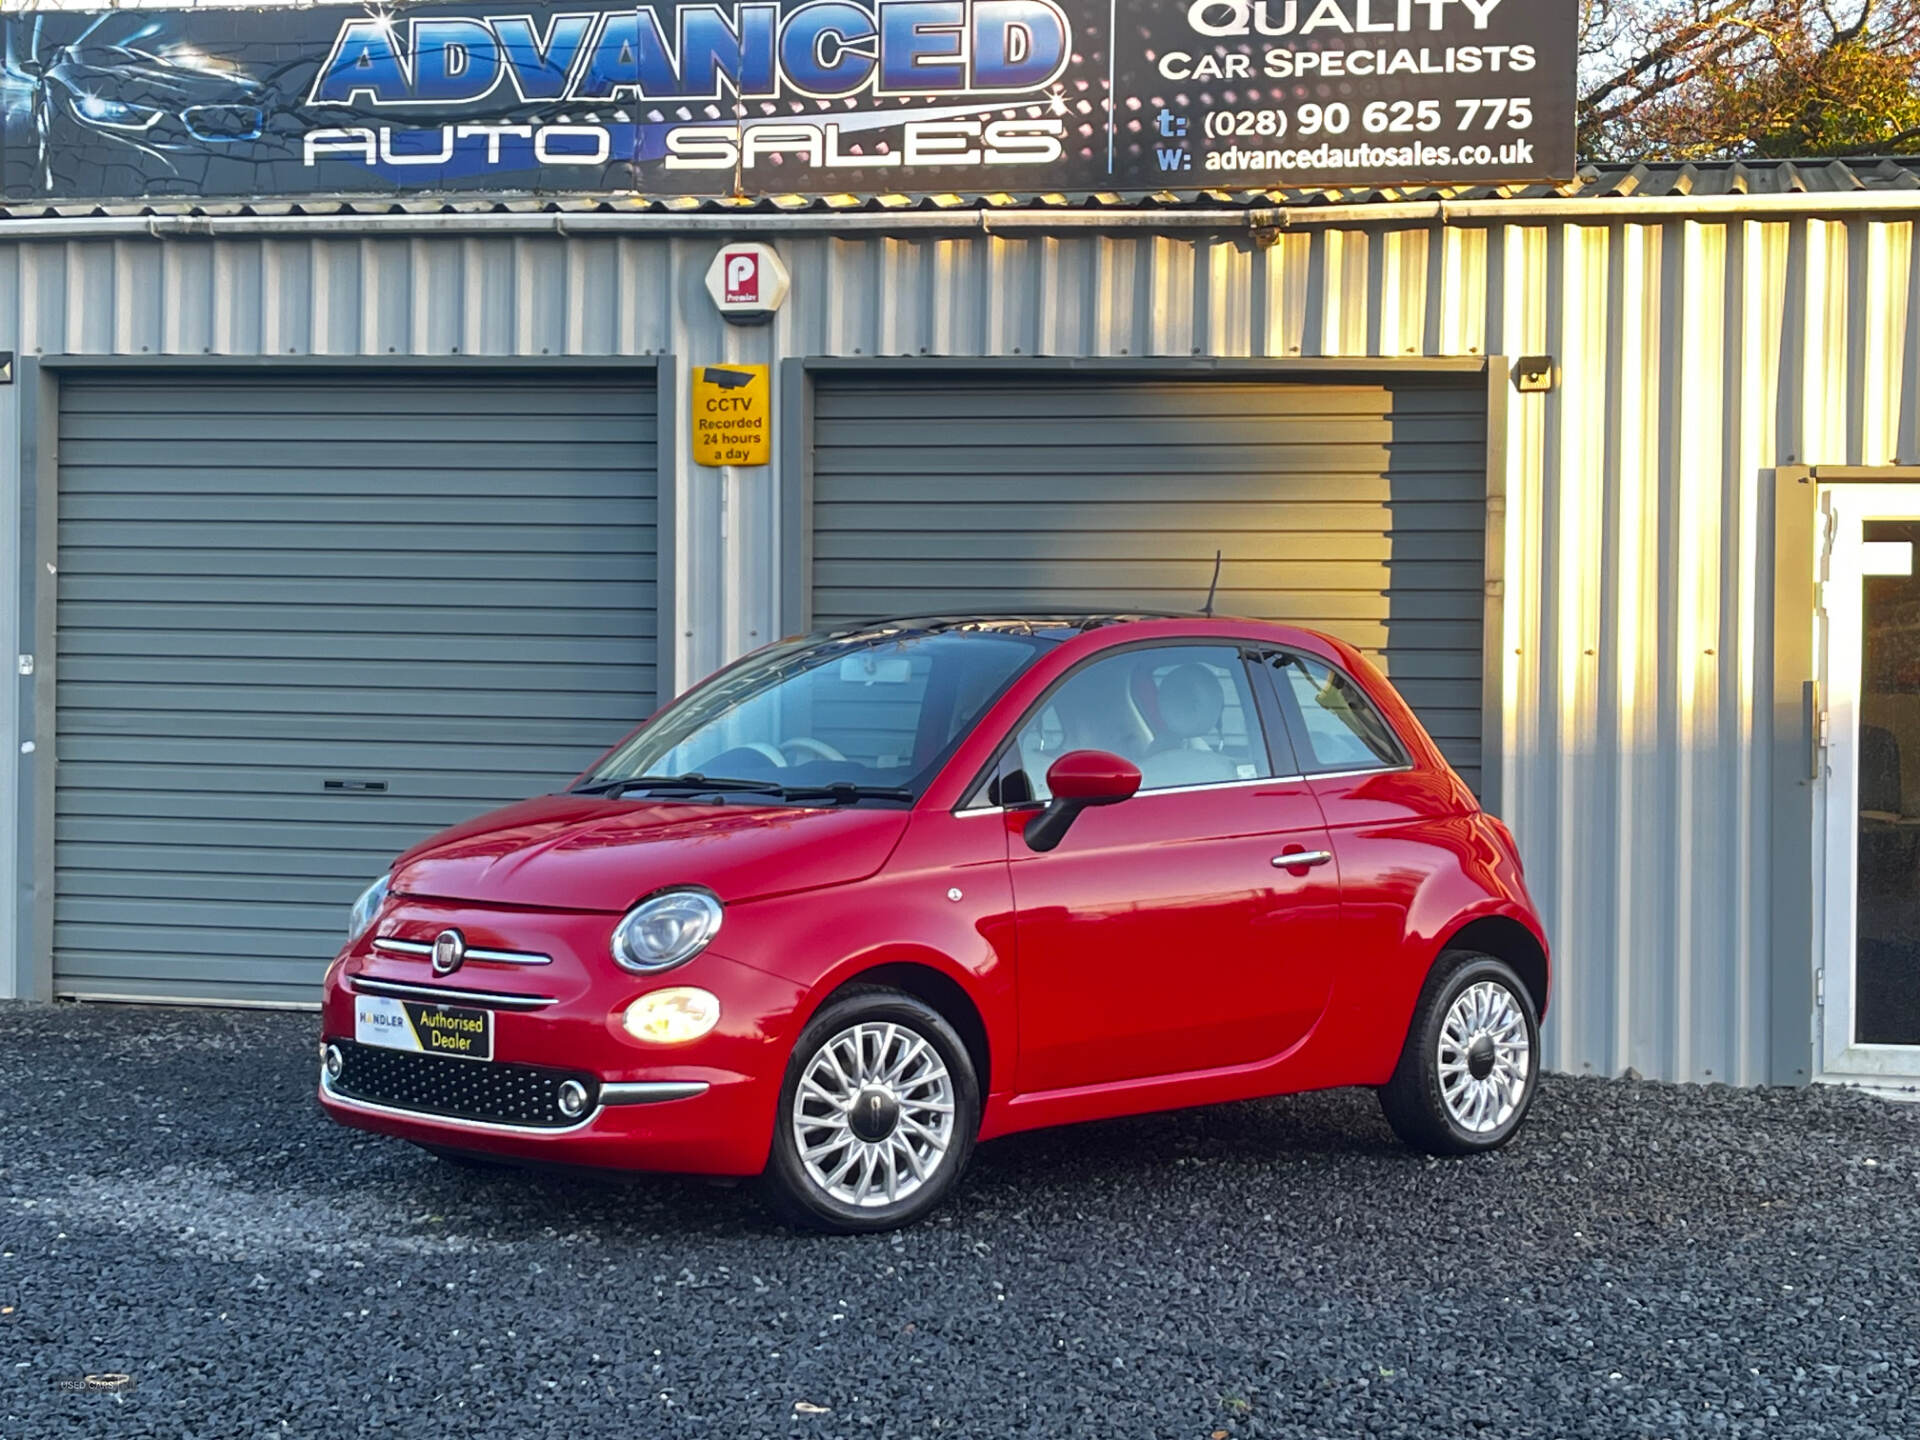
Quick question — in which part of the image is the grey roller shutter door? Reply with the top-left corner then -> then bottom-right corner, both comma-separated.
809,373 -> 1487,790
54,372 -> 658,1004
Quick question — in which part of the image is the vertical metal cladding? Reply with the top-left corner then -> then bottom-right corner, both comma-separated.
0,210 -> 1913,1076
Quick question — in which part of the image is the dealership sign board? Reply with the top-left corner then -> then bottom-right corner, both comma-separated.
0,0 -> 1576,202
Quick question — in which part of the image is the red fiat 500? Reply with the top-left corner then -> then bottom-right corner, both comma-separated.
319,616 -> 1549,1232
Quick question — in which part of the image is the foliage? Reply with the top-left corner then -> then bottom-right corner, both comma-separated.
1578,0 -> 1920,160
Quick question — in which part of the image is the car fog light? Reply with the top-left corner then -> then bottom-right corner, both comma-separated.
556,1080 -> 590,1119
623,987 -> 720,1044
323,1044 -> 344,1081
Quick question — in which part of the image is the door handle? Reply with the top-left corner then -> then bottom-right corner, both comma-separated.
1272,850 -> 1333,869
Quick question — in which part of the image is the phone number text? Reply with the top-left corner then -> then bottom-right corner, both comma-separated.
1202,97 -> 1535,140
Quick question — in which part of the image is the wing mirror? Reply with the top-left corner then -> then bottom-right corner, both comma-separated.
1023,750 -> 1141,853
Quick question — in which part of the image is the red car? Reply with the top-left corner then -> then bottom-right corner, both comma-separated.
319,616 -> 1549,1232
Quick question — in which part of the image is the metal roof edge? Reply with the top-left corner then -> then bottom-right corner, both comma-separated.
9,158 -> 1920,235
8,155 -> 1920,227
2,188 -> 1920,239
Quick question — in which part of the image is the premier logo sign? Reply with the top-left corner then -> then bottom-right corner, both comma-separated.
704,243 -> 791,321
724,250 -> 761,306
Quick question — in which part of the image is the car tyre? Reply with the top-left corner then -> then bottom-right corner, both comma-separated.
761,987 -> 979,1233
1378,950 -> 1540,1156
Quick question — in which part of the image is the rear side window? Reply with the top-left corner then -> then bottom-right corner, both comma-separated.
1267,653 -> 1406,774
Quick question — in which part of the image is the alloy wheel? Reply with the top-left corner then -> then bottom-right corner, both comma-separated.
1436,979 -> 1532,1134
791,1021 -> 956,1208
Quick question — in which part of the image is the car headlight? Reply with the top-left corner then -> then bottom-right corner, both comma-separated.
347,873 -> 390,942
71,93 -> 163,130
622,987 -> 721,1044
611,888 -> 723,973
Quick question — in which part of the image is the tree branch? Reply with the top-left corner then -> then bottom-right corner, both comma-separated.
1577,0 -> 1785,110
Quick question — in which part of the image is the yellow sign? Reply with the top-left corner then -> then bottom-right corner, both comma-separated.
692,364 -> 771,467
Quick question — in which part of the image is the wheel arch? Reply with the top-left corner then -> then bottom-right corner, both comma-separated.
818,961 -> 993,1100
1438,913 -> 1551,1020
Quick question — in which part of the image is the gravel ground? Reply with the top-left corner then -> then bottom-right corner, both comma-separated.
2,1004 -> 1918,1440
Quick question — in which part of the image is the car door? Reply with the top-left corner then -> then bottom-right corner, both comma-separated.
1257,647 -> 1468,990
987,642 -> 1344,1094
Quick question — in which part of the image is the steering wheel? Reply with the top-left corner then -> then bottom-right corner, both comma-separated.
741,741 -> 788,768
780,736 -> 848,765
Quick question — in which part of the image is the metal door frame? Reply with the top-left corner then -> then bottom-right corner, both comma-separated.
1773,466 -> 1920,1085
1812,481 -> 1920,1084
15,354 -> 675,1003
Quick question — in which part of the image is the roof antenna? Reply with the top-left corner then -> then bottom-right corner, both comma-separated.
1201,548 -> 1223,618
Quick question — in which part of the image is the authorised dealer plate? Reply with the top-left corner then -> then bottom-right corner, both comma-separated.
353,994 -> 492,1061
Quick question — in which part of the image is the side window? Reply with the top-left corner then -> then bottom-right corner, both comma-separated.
1269,653 -> 1406,773
1007,646 -> 1272,801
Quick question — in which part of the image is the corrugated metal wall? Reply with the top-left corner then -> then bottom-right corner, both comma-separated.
2,213 -> 1915,1081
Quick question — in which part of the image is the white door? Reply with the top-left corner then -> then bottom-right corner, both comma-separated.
1817,484 -> 1920,1083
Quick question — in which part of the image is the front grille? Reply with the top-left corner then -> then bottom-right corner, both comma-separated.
330,1042 -> 596,1129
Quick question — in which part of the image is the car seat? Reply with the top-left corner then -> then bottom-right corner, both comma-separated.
1137,663 -> 1242,788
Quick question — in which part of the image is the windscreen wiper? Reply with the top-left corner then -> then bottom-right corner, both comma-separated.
573,774 -> 913,805
775,783 -> 914,805
572,773 -> 788,798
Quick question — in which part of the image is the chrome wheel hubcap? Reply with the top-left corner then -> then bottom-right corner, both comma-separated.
793,1022 -> 955,1208
1437,980 -> 1532,1134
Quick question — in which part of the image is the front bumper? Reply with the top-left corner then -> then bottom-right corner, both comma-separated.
318,899 -> 807,1176
319,1060 -> 760,1174
323,1039 -> 691,1129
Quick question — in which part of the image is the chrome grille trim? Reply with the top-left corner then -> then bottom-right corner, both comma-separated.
371,938 -> 431,956
600,1081 -> 710,1105
372,937 -> 552,966
349,976 -> 556,1010
466,946 -> 554,966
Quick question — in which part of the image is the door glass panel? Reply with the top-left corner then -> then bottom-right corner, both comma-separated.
1009,646 -> 1271,800
1856,520 -> 1920,1045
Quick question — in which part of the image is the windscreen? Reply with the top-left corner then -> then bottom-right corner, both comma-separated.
583,628 -> 1054,800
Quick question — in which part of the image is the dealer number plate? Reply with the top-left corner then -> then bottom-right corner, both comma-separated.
353,994 -> 492,1061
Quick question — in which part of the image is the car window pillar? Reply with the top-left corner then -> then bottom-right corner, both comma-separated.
1243,648 -> 1304,779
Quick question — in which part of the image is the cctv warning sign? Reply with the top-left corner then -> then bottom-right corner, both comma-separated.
692,364 -> 771,468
